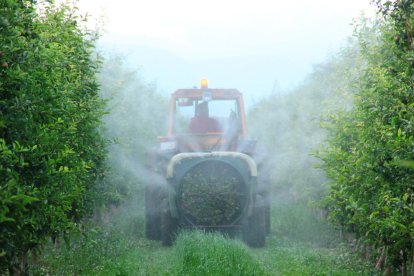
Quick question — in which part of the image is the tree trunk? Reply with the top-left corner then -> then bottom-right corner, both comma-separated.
375,247 -> 386,271
9,252 -> 28,276
401,250 -> 407,276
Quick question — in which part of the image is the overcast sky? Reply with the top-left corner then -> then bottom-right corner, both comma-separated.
78,0 -> 375,105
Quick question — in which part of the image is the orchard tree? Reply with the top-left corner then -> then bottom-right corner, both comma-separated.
0,1 -> 106,273
320,0 -> 414,273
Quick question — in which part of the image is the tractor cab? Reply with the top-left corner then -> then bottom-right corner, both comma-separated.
158,79 -> 254,153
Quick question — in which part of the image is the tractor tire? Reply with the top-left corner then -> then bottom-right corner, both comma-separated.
264,188 -> 271,235
265,205 -> 271,235
242,196 -> 266,248
145,185 -> 162,240
161,199 -> 179,246
257,164 -> 271,236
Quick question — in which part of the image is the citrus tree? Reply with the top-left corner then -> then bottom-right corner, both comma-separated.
0,1 -> 106,273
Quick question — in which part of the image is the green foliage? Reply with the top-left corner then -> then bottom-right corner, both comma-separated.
0,1 -> 106,272
261,199 -> 377,275
33,200 -> 376,275
33,225 -> 165,275
320,1 -> 414,271
257,239 -> 377,275
172,230 -> 266,276
271,199 -> 338,246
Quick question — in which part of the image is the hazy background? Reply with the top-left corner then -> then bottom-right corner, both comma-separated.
77,0 -> 375,107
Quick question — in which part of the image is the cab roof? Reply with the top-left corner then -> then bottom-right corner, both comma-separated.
172,89 -> 242,99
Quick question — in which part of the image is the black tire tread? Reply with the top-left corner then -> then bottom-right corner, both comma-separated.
242,204 -> 266,248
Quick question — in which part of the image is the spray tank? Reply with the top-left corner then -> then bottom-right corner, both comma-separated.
145,79 -> 271,247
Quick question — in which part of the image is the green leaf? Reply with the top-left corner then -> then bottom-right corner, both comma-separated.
402,193 -> 409,202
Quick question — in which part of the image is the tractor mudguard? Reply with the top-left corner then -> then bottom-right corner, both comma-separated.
166,151 -> 257,179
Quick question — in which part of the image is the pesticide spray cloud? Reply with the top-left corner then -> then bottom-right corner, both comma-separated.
245,39 -> 363,244
96,53 -> 168,233
95,36 -> 363,245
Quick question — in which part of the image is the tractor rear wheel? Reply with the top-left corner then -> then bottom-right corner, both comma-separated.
265,205 -> 271,235
242,195 -> 266,248
145,185 -> 162,240
161,198 -> 178,246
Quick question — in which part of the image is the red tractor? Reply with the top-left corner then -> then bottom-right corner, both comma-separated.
145,80 -> 270,247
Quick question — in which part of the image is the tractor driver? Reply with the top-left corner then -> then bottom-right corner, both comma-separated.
188,101 -> 222,133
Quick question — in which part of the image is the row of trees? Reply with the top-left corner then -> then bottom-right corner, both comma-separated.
320,0 -> 414,273
95,54 -> 167,222
249,0 -> 414,273
0,1 -> 107,273
1,0 -> 168,273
